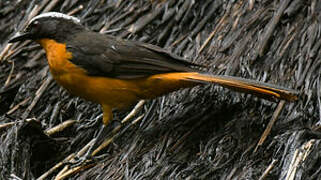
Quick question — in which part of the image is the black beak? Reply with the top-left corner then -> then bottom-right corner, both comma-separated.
8,32 -> 32,43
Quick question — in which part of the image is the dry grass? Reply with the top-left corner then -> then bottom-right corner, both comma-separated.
1,0 -> 321,179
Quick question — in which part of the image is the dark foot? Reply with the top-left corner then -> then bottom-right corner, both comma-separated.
70,119 -> 123,167
68,154 -> 93,168
77,115 -> 103,131
71,122 -> 120,165
110,119 -> 122,134
69,152 -> 110,167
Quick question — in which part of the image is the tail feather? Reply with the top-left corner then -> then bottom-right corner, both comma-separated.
184,72 -> 298,101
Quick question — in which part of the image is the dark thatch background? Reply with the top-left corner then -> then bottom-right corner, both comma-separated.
1,0 -> 321,179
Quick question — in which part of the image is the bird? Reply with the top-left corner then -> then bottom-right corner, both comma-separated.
9,12 -> 298,157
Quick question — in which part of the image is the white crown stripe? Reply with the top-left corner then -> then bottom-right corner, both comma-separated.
30,12 -> 80,24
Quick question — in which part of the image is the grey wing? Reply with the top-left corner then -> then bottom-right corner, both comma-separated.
67,32 -> 200,79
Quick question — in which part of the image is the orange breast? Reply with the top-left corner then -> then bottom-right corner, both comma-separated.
37,39 -> 86,76
37,39 -> 143,108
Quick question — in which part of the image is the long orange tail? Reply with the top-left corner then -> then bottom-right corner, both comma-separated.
149,72 -> 298,101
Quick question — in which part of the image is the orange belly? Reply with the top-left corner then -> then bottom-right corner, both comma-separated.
54,71 -> 198,108
55,73 -> 142,108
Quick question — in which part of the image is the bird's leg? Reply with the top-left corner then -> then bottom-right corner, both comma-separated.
102,105 -> 113,126
71,125 -> 108,166
72,105 -> 118,165
82,124 -> 110,158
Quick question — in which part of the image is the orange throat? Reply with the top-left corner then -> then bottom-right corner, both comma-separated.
36,38 -> 85,76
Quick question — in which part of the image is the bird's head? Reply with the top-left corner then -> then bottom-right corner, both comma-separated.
9,12 -> 84,43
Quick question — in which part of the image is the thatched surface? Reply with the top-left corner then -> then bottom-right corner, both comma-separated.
1,0 -> 321,179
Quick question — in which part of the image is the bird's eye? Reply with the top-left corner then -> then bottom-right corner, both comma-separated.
32,21 -> 39,27
26,20 -> 39,32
